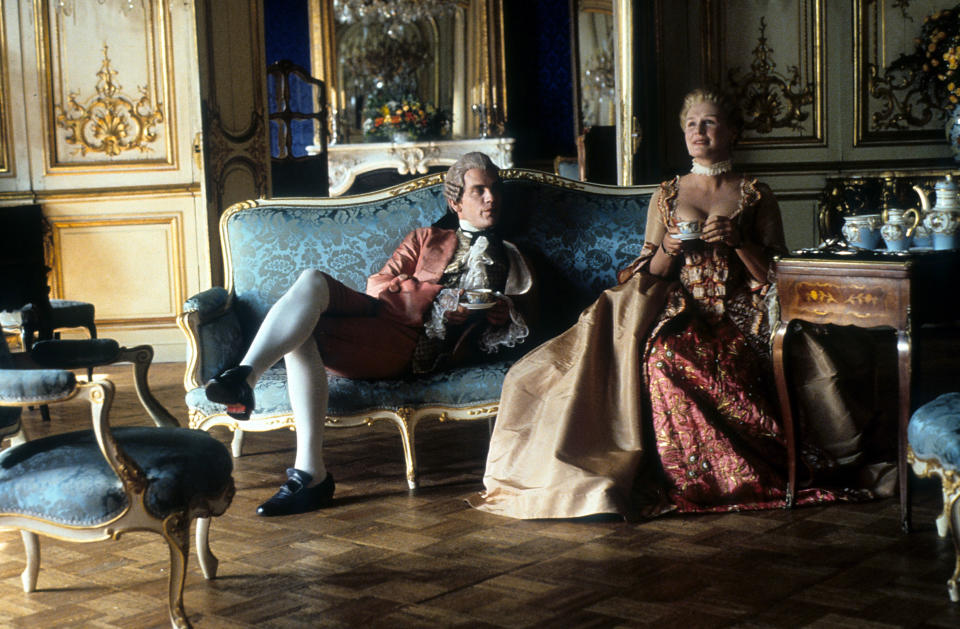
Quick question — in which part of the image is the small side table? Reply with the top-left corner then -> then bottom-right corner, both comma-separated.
772,251 -> 960,533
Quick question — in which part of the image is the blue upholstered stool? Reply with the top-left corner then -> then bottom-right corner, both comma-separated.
907,392 -> 960,602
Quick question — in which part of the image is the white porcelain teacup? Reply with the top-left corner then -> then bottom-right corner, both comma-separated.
674,220 -> 702,238
462,288 -> 496,305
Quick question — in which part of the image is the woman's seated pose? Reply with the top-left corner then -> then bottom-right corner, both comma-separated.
469,88 -> 879,520
206,152 -> 535,516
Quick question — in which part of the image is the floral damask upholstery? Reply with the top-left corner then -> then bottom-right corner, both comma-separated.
0,341 -> 235,627
179,170 -> 655,488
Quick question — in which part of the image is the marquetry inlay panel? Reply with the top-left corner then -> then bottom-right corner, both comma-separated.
854,0 -> 947,146
711,0 -> 825,147
37,0 -> 177,171
776,259 -> 910,329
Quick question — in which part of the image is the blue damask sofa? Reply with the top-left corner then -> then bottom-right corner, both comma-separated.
178,170 -> 656,488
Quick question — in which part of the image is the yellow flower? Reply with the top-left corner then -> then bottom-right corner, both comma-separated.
951,94 -> 958,103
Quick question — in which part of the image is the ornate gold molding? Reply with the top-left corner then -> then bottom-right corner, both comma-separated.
727,17 -> 814,135
854,0 -> 944,145
54,46 -> 165,157
0,3 -> 10,175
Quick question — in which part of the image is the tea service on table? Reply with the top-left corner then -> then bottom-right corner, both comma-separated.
841,175 -> 960,253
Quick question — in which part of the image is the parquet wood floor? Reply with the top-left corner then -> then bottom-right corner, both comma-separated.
1,363 -> 958,628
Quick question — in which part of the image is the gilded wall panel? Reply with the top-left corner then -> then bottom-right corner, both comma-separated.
0,1 -> 10,175
712,0 -> 825,148
49,214 -> 186,325
855,0 -> 946,146
36,0 -> 177,171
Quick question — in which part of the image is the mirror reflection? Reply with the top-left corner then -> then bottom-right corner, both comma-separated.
575,0 -> 615,130
328,0 -> 461,144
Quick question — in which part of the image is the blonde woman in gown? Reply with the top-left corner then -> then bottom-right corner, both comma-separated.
468,89 -> 842,519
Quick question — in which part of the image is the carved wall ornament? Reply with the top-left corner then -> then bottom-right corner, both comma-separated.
726,17 -> 814,135
54,45 -> 164,157
867,56 -> 940,131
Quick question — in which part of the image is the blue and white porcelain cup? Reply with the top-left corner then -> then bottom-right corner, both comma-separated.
912,221 -> 933,248
841,214 -> 882,249
924,210 -> 960,250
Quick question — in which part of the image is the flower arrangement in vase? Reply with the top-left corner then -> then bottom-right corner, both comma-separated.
906,4 -> 960,159
362,95 -> 450,143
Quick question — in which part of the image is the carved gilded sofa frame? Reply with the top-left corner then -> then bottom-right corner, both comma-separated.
178,170 -> 655,489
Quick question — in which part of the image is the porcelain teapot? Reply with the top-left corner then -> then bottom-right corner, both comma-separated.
912,175 -> 960,214
880,207 -> 919,251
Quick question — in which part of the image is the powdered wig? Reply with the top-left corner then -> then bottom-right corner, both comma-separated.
444,152 -> 500,207
678,88 -> 744,143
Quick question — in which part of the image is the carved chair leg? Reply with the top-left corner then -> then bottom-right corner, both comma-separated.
19,530 -> 39,593
195,517 -> 219,579
162,513 -> 192,629
231,428 -> 245,457
948,485 -> 960,603
938,476 -> 954,538
118,346 -> 180,428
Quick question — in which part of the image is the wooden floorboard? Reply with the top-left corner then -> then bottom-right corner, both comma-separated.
1,362 -> 958,628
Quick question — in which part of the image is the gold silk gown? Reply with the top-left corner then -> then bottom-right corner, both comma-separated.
468,176 -> 883,520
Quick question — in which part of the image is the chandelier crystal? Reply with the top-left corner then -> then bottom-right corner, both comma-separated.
332,0 -> 458,24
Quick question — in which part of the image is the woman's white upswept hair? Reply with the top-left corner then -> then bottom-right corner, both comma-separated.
443,152 -> 500,205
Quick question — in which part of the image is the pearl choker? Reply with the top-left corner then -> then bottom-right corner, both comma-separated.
691,159 -> 732,176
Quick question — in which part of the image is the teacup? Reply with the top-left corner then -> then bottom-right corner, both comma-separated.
462,288 -> 496,305
841,214 -> 882,249
924,210 -> 960,250
674,220 -> 702,238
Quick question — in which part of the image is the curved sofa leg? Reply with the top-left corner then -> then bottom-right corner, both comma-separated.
162,513 -> 192,629
389,408 -> 419,490
231,428 -> 245,458
19,530 -> 39,593
195,517 -> 219,579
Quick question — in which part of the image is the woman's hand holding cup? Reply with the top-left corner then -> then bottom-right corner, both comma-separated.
701,215 -> 740,247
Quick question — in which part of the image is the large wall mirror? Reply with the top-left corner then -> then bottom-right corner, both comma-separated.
571,0 -> 614,138
307,0 -> 506,145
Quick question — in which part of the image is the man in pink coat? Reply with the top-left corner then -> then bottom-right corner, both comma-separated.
204,152 -> 535,516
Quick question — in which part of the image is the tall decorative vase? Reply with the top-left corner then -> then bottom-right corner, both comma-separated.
946,103 -> 960,162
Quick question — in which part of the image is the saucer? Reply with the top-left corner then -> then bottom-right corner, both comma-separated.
461,302 -> 496,310
671,233 -> 702,241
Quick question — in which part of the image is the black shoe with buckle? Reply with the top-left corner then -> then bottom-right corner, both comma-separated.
256,468 -> 336,517
205,365 -> 255,420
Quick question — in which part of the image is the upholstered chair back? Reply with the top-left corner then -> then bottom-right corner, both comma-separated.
0,337 -> 22,433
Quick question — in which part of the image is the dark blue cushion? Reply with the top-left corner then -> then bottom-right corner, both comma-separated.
908,392 -> 960,470
0,427 -> 233,526
30,338 -> 121,369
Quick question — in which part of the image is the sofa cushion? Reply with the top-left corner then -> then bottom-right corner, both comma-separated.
187,360 -> 514,418
0,427 -> 233,525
